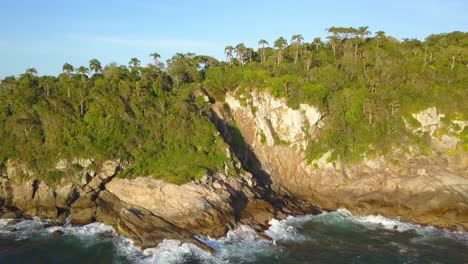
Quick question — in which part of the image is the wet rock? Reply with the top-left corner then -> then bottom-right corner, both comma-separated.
52,229 -> 64,236
69,194 -> 96,225
219,94 -> 468,231
96,191 -> 215,252
106,177 -> 235,238
0,212 -> 17,219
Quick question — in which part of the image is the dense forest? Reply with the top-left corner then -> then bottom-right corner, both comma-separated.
0,27 -> 467,184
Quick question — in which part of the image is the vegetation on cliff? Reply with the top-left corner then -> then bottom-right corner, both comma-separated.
204,29 -> 467,161
0,59 -> 228,184
0,28 -> 467,183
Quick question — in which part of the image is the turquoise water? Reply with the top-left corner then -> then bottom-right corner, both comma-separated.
0,209 -> 467,263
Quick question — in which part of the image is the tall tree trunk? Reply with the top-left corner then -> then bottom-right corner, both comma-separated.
450,55 -> 456,71
354,42 -> 358,59
306,56 -> 312,76
294,45 -> 299,64
332,42 -> 336,60
80,100 -> 84,116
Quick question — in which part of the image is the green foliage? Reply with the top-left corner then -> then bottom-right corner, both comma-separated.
202,30 -> 467,162
0,62 -> 229,185
1,29 -> 467,183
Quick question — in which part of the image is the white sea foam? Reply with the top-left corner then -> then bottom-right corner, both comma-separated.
1,209 -> 467,263
191,225 -> 292,263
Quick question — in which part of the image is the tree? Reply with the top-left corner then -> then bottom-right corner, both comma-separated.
89,59 -> 102,74
235,43 -> 247,65
355,26 -> 370,58
62,63 -> 74,99
149,52 -> 160,65
62,63 -> 74,76
274,37 -> 287,65
258,39 -> 269,63
25,68 -> 37,77
312,37 -> 322,51
291,34 -> 304,64
76,66 -> 89,116
76,66 -> 89,76
38,76 -> 54,96
375,31 -> 386,49
129,57 -> 141,68
224,45 -> 234,66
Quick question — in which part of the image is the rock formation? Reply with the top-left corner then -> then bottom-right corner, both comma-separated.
214,90 -> 468,231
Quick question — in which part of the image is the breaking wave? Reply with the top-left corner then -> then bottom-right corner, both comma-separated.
0,208 -> 466,263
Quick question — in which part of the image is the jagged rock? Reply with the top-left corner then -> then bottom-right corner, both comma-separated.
220,93 -> 468,230
55,159 -> 68,170
55,182 -> 76,208
69,194 -> 96,225
96,191 -> 215,252
52,229 -> 64,236
10,180 -> 57,219
0,211 -> 20,219
72,158 -> 93,168
412,107 -> 444,135
97,160 -> 120,180
106,177 -> 234,237
6,160 -> 34,179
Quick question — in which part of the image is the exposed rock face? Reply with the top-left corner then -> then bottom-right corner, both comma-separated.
219,91 -> 468,230
0,157 -> 315,251
106,177 -> 235,237
226,91 -> 322,150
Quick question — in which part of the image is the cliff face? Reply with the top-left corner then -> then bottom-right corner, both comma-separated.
0,158 -> 316,251
0,90 -> 466,251
216,91 -> 468,230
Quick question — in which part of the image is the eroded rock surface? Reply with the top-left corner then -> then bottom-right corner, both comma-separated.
0,157 -> 315,251
219,91 -> 468,230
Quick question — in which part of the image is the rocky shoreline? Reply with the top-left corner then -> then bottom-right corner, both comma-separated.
1,92 -> 467,252
0,159 -> 319,252
212,91 -> 468,232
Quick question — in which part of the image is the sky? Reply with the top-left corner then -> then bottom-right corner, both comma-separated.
0,0 -> 467,78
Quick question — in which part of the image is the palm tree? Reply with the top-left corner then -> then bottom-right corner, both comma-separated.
76,66 -> 89,116
312,37 -> 322,51
246,48 -> 254,62
357,26 -> 371,40
274,37 -> 287,65
62,63 -> 74,98
258,39 -> 269,63
326,27 -> 341,60
235,43 -> 247,65
39,76 -> 54,96
291,34 -> 304,64
224,45 -> 234,66
129,57 -> 141,68
327,35 -> 339,60
355,26 -> 370,58
76,66 -> 89,76
375,31 -> 386,39
25,68 -> 37,77
89,59 -> 102,74
149,52 -> 160,65
62,63 -> 74,76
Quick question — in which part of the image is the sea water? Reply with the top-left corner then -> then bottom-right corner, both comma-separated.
0,209 -> 466,263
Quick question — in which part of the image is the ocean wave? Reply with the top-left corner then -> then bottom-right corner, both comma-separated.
0,209 -> 466,263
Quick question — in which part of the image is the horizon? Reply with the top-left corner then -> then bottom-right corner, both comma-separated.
1,0 -> 467,78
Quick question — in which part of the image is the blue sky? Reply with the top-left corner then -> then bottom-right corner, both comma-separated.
1,0 -> 466,78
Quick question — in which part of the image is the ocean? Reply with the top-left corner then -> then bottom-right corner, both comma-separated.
0,209 -> 466,263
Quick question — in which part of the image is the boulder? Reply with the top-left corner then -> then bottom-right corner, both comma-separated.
106,177 -> 234,237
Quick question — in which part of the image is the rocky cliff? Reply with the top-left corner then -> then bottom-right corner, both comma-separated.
214,90 -> 468,231
0,90 -> 466,252
0,158 -> 317,251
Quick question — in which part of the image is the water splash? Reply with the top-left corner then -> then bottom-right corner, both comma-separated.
0,209 -> 466,263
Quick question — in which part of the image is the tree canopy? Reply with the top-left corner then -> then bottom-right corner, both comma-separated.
1,28 -> 467,184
